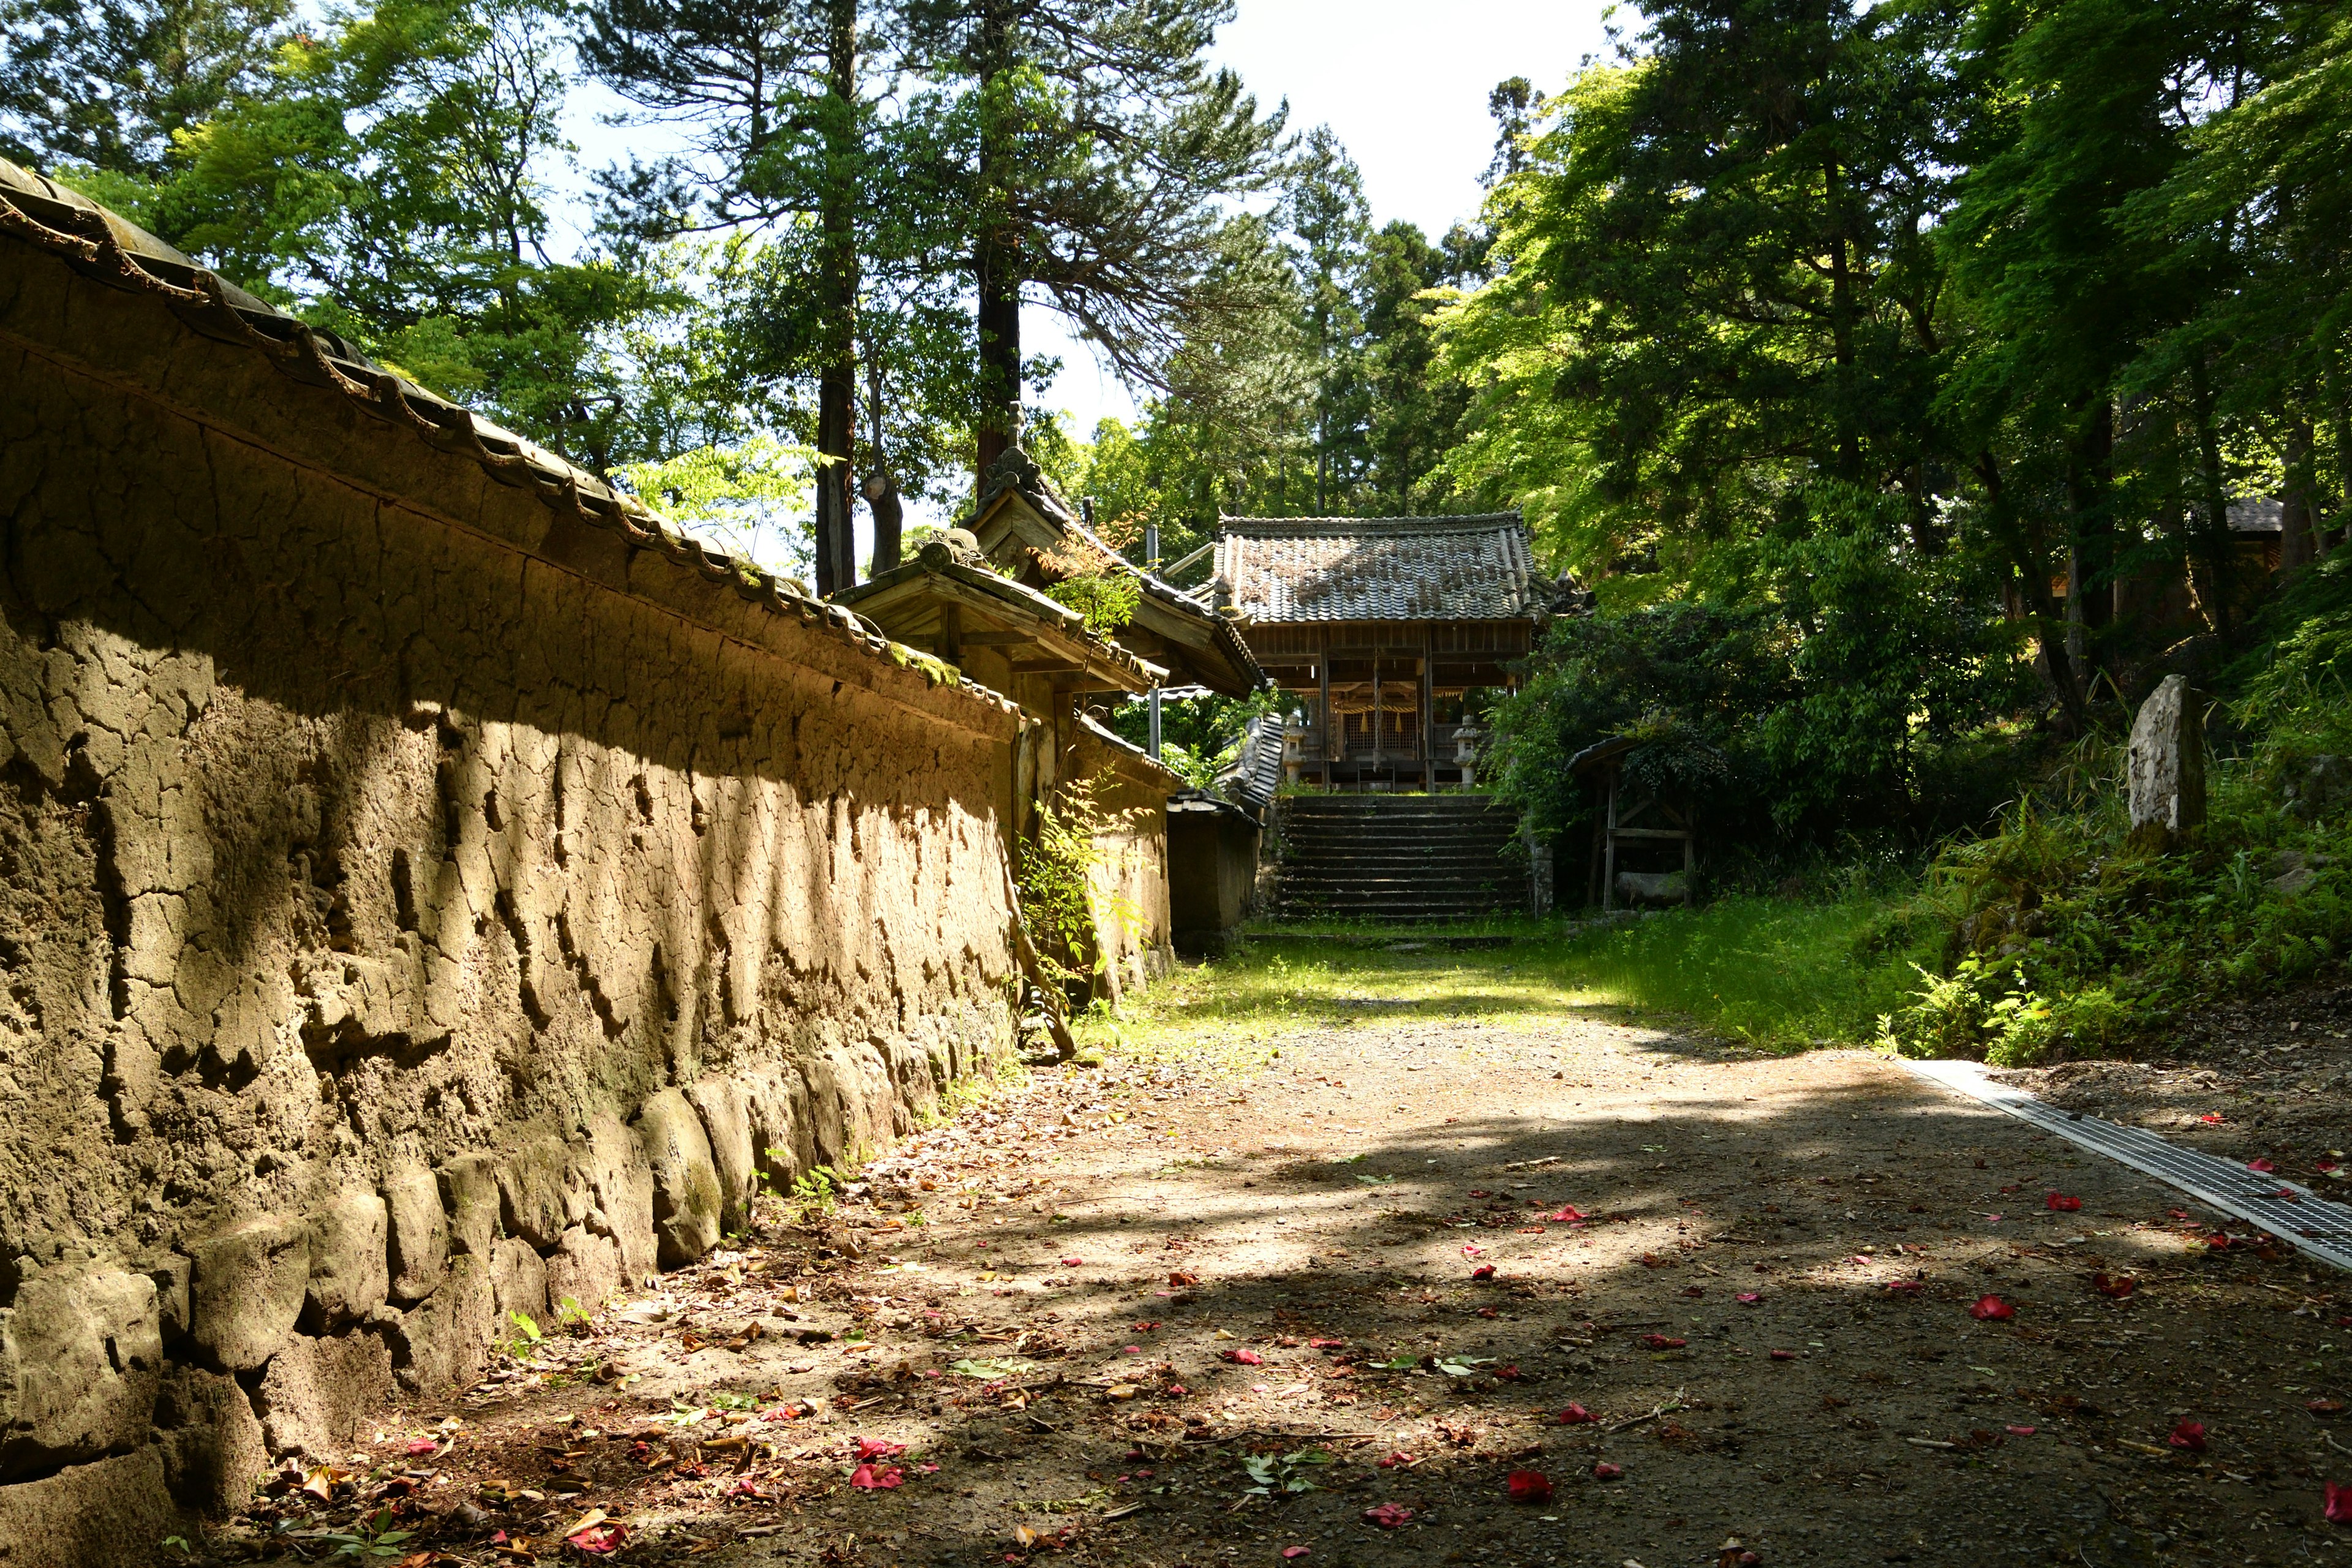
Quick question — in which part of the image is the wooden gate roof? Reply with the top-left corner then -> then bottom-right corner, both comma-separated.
1213,514 -> 1537,624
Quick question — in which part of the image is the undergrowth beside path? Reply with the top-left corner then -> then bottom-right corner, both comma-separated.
1089,902 -> 1914,1058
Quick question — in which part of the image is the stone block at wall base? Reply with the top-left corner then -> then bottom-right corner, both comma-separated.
383,1168 -> 448,1307
0,1263 -> 162,1481
744,1068 -> 816,1189
489,1239 -> 549,1330
685,1079 -> 758,1237
497,1136 -> 579,1251
153,1366 -> 265,1517
634,1090 -> 722,1268
304,1193 -> 389,1333
0,1447 -> 183,1568
574,1114 -> 658,1289
186,1218 -> 308,1372
545,1227 -> 623,1316
375,1254 -> 495,1395
252,1330 -> 394,1460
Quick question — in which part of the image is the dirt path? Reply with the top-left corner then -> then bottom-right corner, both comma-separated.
229,989 -> 2352,1568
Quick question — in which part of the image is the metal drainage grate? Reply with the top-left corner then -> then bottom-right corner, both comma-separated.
1901,1058 -> 2352,1274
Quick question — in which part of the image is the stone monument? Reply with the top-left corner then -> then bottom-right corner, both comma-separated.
2127,673 -> 2205,849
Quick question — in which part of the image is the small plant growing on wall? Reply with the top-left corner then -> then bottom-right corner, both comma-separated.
1017,777 -> 1114,989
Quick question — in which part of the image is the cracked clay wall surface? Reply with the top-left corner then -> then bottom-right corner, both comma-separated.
0,233 -> 1023,1564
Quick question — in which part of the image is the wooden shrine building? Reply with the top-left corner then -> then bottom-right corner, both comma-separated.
1212,514 -> 1539,790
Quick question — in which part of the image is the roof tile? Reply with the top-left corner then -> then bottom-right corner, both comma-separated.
1213,515 -> 1536,624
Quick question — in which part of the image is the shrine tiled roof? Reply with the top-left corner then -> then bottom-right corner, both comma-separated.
1213,514 -> 1537,624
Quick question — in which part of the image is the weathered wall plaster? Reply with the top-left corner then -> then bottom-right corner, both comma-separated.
0,228 -> 1028,1559
1068,719 -> 1174,1001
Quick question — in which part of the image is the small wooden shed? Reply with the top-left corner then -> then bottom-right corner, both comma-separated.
1569,736 -> 1697,911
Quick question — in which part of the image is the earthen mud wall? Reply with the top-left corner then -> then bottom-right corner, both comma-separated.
0,230 -> 1028,1562
1069,720 -> 1174,1001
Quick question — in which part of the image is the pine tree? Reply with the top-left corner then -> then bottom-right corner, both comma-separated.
0,0 -> 291,179
899,0 -> 1286,483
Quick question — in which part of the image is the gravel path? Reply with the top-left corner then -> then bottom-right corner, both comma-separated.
231,1006 -> 2352,1567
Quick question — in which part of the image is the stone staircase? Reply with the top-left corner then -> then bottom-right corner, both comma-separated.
1275,794 -> 1526,922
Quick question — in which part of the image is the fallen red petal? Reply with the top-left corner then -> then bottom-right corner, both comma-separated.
2328,1482 -> 2352,1525
850,1463 -> 906,1490
2249,1158 -> 2277,1174
1640,1333 -> 1687,1350
1558,1403 -> 1594,1425
1470,1265 -> 1497,1281
2169,1420 -> 2207,1452
1225,1349 -> 1263,1365
1884,1280 -> 1924,1294
1969,1295 -> 2015,1321
1506,1469 -> 1553,1504
1737,1292 -> 1762,1305
2093,1273 -> 2136,1298
1363,1503 -> 1414,1529
856,1437 -> 908,1461
404,1438 -> 438,1455
1770,1349 -> 1796,1361
2045,1193 -> 2082,1212
2006,1425 -> 2037,1437
569,1524 -> 628,1555
1282,1549 -> 1310,1561
1593,1461 -> 1623,1479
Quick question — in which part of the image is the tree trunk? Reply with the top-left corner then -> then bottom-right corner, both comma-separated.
2062,400 -> 2114,684
865,345 -> 903,576
2283,416 -> 2320,572
973,0 -> 1020,486
1978,451 -> 2087,733
2187,356 -> 2235,637
812,0 -> 861,597
1825,158 -> 1860,480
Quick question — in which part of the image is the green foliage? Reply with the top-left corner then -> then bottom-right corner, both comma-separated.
1016,776 -> 1114,987
318,1509 -> 415,1561
1238,1446 -> 1334,1498
1042,570 -> 1140,636
1486,502 -> 2033,868
503,1308 -> 543,1356
613,435 -> 816,578
787,1164 -> 841,1225
0,0 -> 292,178
1870,676 -> 2352,1060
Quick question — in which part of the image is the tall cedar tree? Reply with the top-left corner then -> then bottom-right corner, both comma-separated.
899,0 -> 1286,483
584,0 -> 870,591
1281,126 -> 1370,513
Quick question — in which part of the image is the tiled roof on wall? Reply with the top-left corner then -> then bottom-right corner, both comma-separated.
0,158 -> 979,696
1213,514 -> 1537,624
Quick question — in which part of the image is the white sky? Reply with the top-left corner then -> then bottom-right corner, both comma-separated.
1034,0 -> 1620,437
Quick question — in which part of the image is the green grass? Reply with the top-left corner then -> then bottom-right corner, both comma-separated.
1090,896 -> 1910,1057
1549,895 -> 1913,1050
